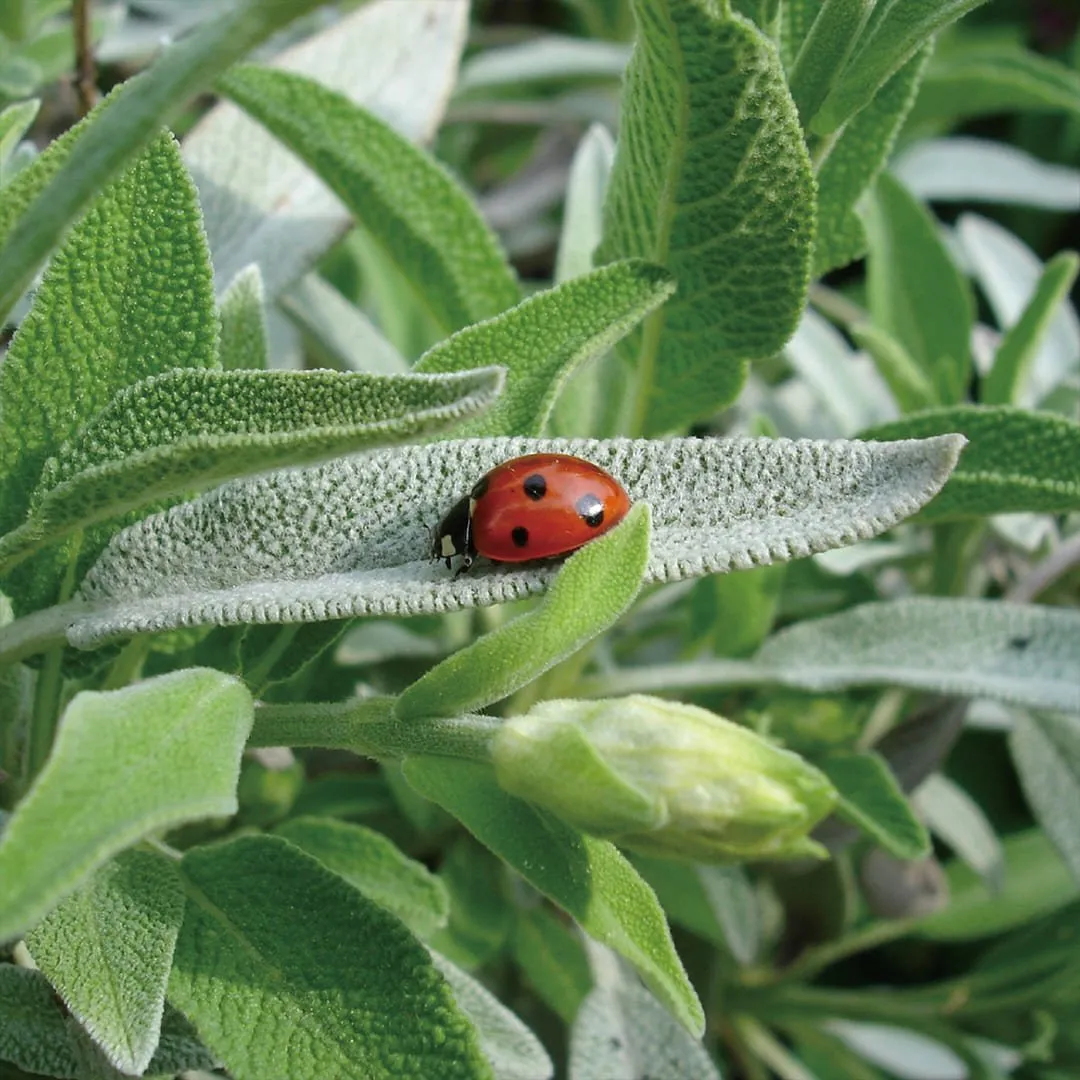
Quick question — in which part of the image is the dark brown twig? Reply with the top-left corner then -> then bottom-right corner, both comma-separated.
73,0 -> 98,117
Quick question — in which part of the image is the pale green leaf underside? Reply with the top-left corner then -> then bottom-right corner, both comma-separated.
25,848 -> 184,1075
54,434 -> 964,650
599,0 -> 815,432
0,669 -> 252,943
169,834 -> 491,1080
0,366 -> 504,575
415,260 -> 674,437
218,63 -> 519,335
580,599 -> 1079,715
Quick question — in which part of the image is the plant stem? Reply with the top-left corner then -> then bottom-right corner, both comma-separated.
736,1016 -> 819,1080
808,282 -> 868,328
931,521 -> 984,596
101,635 -> 151,690
73,0 -> 98,116
775,917 -> 917,983
245,623 -> 300,694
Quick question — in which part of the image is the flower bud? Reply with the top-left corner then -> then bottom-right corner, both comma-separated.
492,695 -> 838,862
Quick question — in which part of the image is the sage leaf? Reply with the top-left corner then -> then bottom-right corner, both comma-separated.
0,0 -> 329,320
415,261 -> 674,437
169,834 -> 491,1080
57,434 -> 962,651
598,0 -> 815,433
861,406 -> 1080,519
915,774 -> 1003,890
0,669 -> 252,943
396,504 -> 649,721
25,848 -> 184,1075
218,265 -> 268,371
218,64 -> 519,335
403,756 -> 705,1037
0,98 -> 38,181
0,366 -> 504,576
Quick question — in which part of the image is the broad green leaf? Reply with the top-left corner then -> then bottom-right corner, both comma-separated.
581,598 -> 1080,716
813,0 -> 992,134
402,756 -> 704,1037
915,774 -> 1003,889
25,848 -> 184,1075
788,0 -> 873,128
814,46 -> 930,275
52,433 -> 961,652
1010,713 -> 1080,886
169,834 -> 491,1080
414,261 -> 674,437
569,982 -> 720,1080
918,830 -> 1078,942
429,952 -> 553,1080
217,64 -> 519,336
908,43 -> 1080,129
511,907 -> 592,1024
0,0 -> 330,321
218,265 -> 268,371
861,406 -> 1080,519
396,504 -> 650,721
817,751 -> 929,860
0,669 -> 252,943
0,98 -> 38,183
185,0 -> 468,306
598,0 -> 815,433
0,366 -> 504,576
275,816 -> 449,940
983,253 -> 1080,406
863,172 -> 973,405
457,34 -> 629,91
849,322 -> 937,414
0,131 -> 216,548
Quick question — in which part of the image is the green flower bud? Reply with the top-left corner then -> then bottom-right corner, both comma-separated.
492,695 -> 838,862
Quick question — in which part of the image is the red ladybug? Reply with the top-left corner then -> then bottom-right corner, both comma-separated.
433,453 -> 632,572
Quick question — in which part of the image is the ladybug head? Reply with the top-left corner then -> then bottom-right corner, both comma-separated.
431,495 -> 475,571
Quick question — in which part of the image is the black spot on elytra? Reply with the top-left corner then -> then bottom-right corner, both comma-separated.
512,525 -> 529,548
575,492 -> 604,527
471,474 -> 489,500
523,473 -> 547,500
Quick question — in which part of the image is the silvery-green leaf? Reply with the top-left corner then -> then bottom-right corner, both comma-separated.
52,434 -> 963,651
457,35 -> 629,92
0,98 -> 38,183
914,774 -> 1004,890
184,0 -> 469,303
218,264 -> 268,371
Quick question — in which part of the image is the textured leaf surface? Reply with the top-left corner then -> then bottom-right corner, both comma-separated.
0,669 -> 252,943
62,434 -> 963,648
25,848 -> 184,1075
583,598 -> 1080,714
819,752 -> 930,860
1010,713 -> 1080,886
403,757 -> 704,1036
0,367 -> 504,575
275,816 -> 449,940
0,0 -> 328,319
861,406 -> 1080,519
863,172 -> 973,404
219,64 -> 518,335
396,505 -> 649,720
185,0 -> 468,303
814,46 -> 929,276
414,261 -> 673,437
915,774 -> 1003,889
169,834 -> 491,1080
218,265 -> 268,371
598,0 -> 815,433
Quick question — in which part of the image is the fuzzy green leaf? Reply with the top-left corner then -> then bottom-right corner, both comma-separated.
25,848 -> 185,1075
0,669 -> 252,943
218,64 -> 519,336
0,0 -> 329,321
275,817 -> 449,940
510,908 -> 592,1023
861,406 -> 1080,519
218,265 -> 268,371
396,504 -> 649,721
863,172 -> 973,405
0,366 -> 504,576
983,252 -> 1080,406
0,131 -> 217,549
169,834 -> 491,1080
598,0 -> 815,433
403,756 -> 705,1037
813,0 -> 992,134
818,751 -> 930,860
1010,714 -> 1080,887
44,434 -> 963,652
0,98 -> 38,181
415,261 -> 673,437
848,322 -> 938,414
814,46 -> 930,276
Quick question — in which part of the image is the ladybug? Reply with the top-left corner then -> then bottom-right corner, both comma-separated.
432,453 -> 632,573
